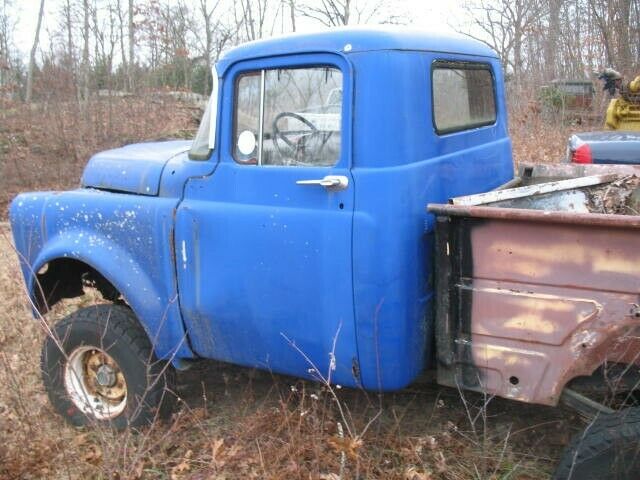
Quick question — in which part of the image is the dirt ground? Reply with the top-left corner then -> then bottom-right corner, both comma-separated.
0,222 -> 588,480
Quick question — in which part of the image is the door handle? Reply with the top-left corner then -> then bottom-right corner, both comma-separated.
296,175 -> 349,191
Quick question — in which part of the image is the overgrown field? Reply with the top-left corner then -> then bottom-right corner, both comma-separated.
0,96 -> 200,218
1,95 -> 593,219
0,98 -> 597,479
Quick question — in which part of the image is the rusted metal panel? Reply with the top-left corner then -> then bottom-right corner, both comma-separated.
466,286 -> 601,346
432,213 -> 640,406
428,204 -> 640,229
519,163 -> 640,179
467,219 -> 639,295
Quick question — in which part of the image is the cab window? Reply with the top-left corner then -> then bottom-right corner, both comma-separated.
234,66 -> 342,166
432,61 -> 496,134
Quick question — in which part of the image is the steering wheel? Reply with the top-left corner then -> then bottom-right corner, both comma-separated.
271,112 -> 323,163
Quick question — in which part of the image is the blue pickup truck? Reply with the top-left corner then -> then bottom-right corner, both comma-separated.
10,28 -> 640,479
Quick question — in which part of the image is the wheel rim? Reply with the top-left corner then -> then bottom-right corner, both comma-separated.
64,346 -> 127,420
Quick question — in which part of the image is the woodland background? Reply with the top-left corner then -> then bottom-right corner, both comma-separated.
1,0 -> 639,212
1,0 -> 639,101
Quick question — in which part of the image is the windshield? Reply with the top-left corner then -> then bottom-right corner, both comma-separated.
189,67 -> 218,160
189,95 -> 213,160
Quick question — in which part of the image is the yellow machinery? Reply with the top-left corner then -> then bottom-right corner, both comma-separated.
602,71 -> 640,130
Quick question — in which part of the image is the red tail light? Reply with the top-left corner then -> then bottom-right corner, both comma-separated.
572,143 -> 593,164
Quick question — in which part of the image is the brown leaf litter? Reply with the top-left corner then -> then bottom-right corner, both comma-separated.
587,175 -> 640,215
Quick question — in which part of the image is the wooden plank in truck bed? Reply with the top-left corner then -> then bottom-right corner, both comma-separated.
451,174 -> 619,207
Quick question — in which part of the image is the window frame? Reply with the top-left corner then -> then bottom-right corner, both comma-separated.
232,70 -> 263,164
431,60 -> 497,136
231,62 -> 345,167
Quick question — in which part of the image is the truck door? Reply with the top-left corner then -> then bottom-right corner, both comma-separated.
175,54 -> 360,387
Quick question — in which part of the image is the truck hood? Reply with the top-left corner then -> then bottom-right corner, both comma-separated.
81,140 -> 192,195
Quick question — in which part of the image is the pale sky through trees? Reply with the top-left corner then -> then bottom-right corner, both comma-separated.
6,0 -> 637,96
11,0 -> 465,58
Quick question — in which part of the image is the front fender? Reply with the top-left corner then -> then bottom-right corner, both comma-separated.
11,189 -> 195,362
31,232 -> 192,360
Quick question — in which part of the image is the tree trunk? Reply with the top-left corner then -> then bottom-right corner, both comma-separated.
128,0 -> 135,92
289,0 -> 296,31
25,0 -> 45,103
545,0 -> 562,80
81,0 -> 90,102
617,0 -> 632,74
198,0 -> 213,94
204,14 -> 212,94
513,27 -> 522,80
115,0 -> 127,91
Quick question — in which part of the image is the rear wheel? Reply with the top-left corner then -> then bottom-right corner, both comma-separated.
553,407 -> 640,480
41,304 -> 176,429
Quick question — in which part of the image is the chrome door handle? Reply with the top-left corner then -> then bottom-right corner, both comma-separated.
296,175 -> 349,191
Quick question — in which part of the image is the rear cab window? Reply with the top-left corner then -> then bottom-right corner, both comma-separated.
432,61 -> 496,134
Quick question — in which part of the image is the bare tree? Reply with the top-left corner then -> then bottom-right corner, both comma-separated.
62,0 -> 75,73
115,0 -> 127,84
298,0 -> 352,25
80,0 -> 90,102
544,0 -> 563,80
616,0 -> 632,74
586,0 -> 635,73
194,0 -> 234,93
92,0 -> 118,89
459,0 -> 547,82
297,0 -> 389,26
237,0 -> 269,40
0,0 -> 15,89
128,0 -> 134,91
4,0 -> 638,113
288,0 -> 296,31
26,0 -> 46,102
167,1 -> 194,90
198,0 -> 219,93
589,0 -> 616,66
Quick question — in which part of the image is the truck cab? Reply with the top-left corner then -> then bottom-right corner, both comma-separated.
172,28 -> 512,391
10,27 -> 512,424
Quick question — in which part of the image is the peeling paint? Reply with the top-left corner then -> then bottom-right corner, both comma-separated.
181,240 -> 188,269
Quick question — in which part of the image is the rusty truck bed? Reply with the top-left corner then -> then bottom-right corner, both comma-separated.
428,164 -> 640,406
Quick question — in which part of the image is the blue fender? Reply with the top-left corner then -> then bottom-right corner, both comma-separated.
10,189 -> 195,362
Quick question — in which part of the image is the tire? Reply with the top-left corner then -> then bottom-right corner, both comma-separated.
553,407 -> 640,480
41,304 -> 176,429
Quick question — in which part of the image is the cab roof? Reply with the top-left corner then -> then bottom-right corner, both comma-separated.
216,26 -> 498,73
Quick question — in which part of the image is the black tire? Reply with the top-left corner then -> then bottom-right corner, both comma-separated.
553,408 -> 640,480
41,304 -> 177,429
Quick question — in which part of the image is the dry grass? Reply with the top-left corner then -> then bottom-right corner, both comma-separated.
0,100 -> 595,479
0,96 -> 200,218
509,105 -> 597,166
0,225 -> 578,480
0,94 -> 598,220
